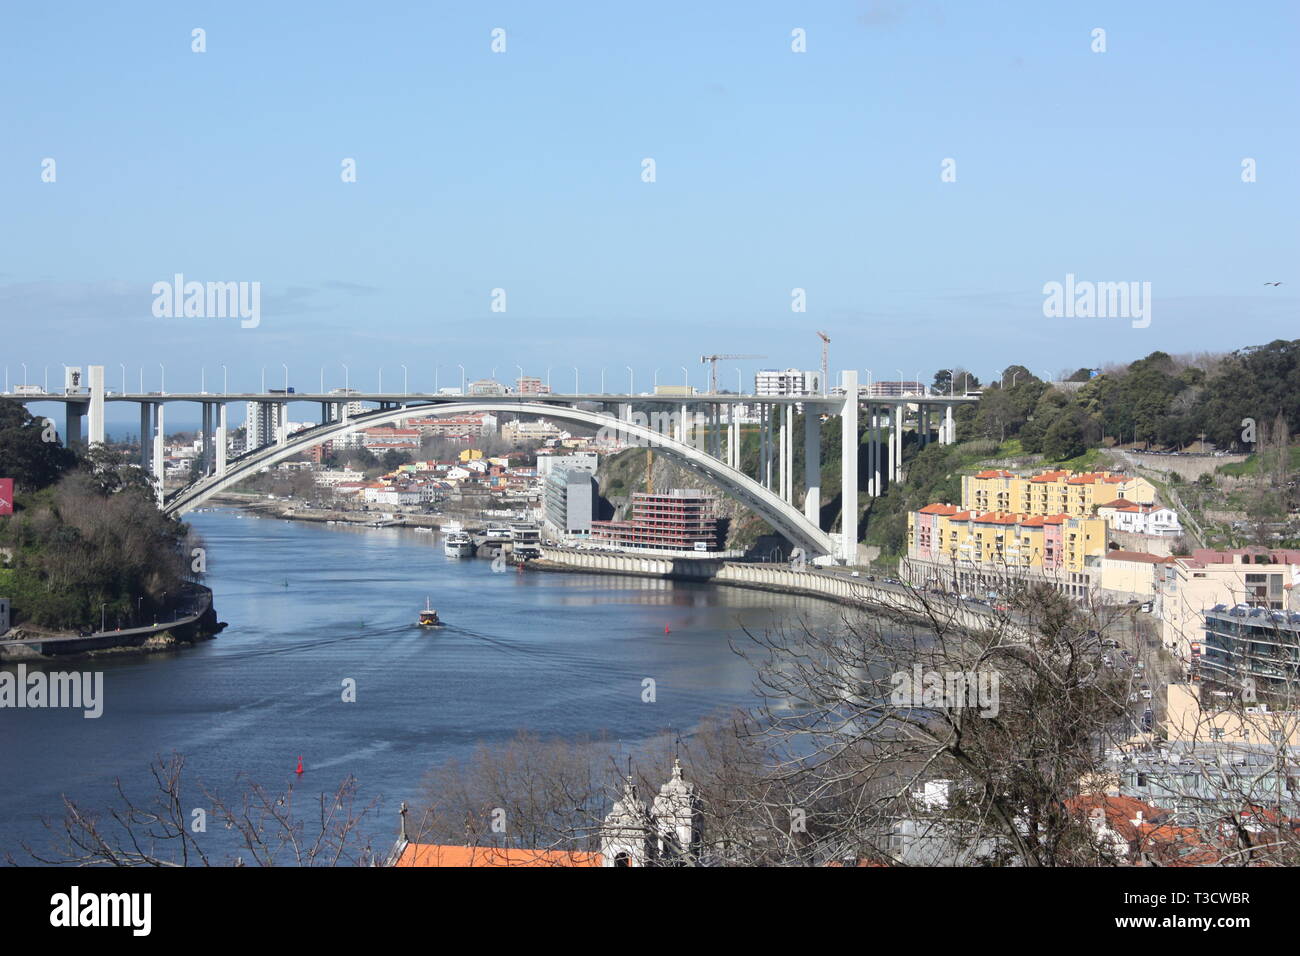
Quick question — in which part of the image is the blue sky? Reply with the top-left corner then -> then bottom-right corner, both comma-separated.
2,0 -> 1296,428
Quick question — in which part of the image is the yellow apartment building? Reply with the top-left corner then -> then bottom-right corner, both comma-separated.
962,469 -> 1155,518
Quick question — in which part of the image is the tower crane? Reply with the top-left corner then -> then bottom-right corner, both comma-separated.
699,354 -> 766,394
816,331 -> 830,395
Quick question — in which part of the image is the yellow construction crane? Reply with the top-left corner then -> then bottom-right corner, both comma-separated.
816,331 -> 830,395
699,353 -> 766,394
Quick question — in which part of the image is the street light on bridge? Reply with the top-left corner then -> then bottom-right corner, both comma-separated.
626,366 -> 634,395
457,364 -> 465,394
572,367 -> 579,394
282,363 -> 289,390
160,363 -> 166,395
401,364 -> 408,395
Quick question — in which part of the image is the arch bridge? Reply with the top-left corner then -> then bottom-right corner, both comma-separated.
3,368 -> 977,563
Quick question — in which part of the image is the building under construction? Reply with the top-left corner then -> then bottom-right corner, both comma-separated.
590,489 -> 721,552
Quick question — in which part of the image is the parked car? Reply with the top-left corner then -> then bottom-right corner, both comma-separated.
1140,684 -> 1152,699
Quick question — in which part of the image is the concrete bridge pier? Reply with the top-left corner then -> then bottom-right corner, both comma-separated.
839,370 -> 859,563
139,403 -> 151,470
803,410 -> 820,523
215,403 -> 227,476
64,402 -> 84,449
944,403 -> 954,444
152,403 -> 165,504
893,403 -> 904,484
87,365 -> 105,445
868,403 -> 879,496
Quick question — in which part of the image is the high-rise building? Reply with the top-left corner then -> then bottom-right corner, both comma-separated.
244,399 -> 286,450
591,489 -> 720,552
755,369 -> 820,397
514,376 -> 551,395
543,467 -> 597,536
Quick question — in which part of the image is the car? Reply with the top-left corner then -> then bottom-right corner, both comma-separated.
1101,638 -> 1120,648
1141,709 -> 1154,730
1140,684 -> 1152,699
1102,655 -> 1113,667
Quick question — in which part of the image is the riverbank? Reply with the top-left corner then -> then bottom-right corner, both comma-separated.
0,583 -> 224,661
529,546 -> 1018,636
206,492 -> 474,530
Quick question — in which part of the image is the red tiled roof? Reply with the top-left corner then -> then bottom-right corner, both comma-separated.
395,843 -> 603,867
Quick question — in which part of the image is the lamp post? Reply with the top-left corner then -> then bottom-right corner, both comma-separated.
457,364 -> 465,394
201,368 -> 206,394
516,365 -> 524,391
627,366 -> 634,394
282,363 -> 289,390
573,367 -> 579,393
20,363 -> 27,386
600,368 -> 606,394
223,365 -> 229,394
319,367 -> 324,393
546,367 -> 552,391
681,366 -> 688,391
401,364 -> 408,396
260,367 -> 266,393
736,369 -> 742,394
121,363 -> 127,394
343,364 -> 349,392
160,363 -> 166,395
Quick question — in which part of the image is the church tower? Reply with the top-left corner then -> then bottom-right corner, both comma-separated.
600,777 -> 655,867
652,759 -> 702,864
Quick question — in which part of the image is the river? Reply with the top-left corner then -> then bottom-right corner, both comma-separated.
0,508 -> 850,860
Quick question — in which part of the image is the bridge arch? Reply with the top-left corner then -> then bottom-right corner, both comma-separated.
164,402 -> 839,559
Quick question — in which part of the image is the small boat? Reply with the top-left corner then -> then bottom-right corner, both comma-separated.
418,597 -> 443,628
413,527 -> 433,534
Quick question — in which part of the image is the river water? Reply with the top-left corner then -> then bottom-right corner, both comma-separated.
0,508 -> 850,859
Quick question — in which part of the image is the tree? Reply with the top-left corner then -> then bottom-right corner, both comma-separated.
0,401 -> 77,493
15,754 -> 378,867
1042,409 -> 1088,461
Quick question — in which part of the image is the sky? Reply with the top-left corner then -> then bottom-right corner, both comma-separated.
1,0 -> 1296,430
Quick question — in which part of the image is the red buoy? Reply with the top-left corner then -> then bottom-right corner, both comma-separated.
295,756 -> 304,775
664,624 -> 671,635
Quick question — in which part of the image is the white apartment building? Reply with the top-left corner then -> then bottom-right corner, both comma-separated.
1096,499 -> 1182,537
755,368 -> 821,397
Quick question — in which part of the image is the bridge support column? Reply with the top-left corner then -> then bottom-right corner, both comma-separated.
839,371 -> 859,563
64,403 -> 84,449
893,403 -> 904,483
152,403 -> 165,505
277,403 -> 287,446
139,403 -> 151,469
944,404 -> 954,445
727,406 -> 736,469
870,404 -> 880,496
778,405 -> 788,503
803,409 -> 820,524
216,403 -> 227,476
761,404 -> 772,489
87,365 -> 105,446
201,403 -> 211,475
